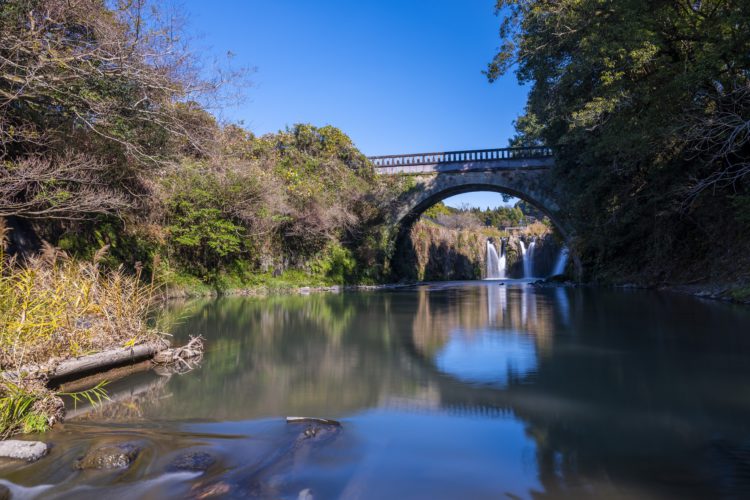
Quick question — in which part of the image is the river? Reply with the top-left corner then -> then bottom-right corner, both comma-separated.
3,281 -> 750,499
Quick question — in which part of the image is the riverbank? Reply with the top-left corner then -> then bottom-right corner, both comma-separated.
0,338 -> 204,442
161,281 -> 414,300
0,238 -> 176,439
658,282 -> 750,306
596,276 -> 750,306
535,277 -> 750,306
168,276 -> 750,307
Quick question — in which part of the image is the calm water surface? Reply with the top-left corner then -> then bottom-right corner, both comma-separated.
3,282 -> 750,499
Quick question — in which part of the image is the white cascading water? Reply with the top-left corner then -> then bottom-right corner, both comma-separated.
485,240 -> 502,279
552,246 -> 569,276
498,240 -> 507,278
523,239 -> 536,278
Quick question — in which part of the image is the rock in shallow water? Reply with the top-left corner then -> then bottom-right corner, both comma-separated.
0,440 -> 48,462
76,442 -> 140,470
168,451 -> 215,472
0,484 -> 10,500
285,416 -> 341,427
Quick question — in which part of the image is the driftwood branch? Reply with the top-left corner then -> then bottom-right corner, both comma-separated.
152,335 -> 204,372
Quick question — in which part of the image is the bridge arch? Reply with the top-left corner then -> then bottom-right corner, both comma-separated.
394,180 -> 571,244
368,147 -> 581,278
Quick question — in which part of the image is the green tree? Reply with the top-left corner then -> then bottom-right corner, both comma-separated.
490,0 -> 750,281
165,172 -> 246,274
423,202 -> 454,220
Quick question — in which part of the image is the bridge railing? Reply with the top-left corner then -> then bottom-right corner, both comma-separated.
368,146 -> 553,167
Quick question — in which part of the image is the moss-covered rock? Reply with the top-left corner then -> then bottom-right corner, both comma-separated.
76,442 -> 141,470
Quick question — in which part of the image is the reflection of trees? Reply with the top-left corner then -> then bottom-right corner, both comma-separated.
411,284 -> 562,359
146,293 -> 429,420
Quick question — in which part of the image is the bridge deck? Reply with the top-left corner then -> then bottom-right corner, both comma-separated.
369,146 -> 553,175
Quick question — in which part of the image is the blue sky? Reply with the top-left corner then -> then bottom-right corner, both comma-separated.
181,0 -> 527,209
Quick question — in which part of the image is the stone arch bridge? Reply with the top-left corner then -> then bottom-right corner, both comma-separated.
368,147 -> 580,276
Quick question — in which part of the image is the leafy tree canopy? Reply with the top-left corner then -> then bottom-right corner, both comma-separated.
490,0 -> 750,281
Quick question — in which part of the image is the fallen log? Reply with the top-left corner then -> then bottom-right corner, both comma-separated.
47,340 -> 170,383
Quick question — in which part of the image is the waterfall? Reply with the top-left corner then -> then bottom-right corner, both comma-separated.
498,240 -> 507,278
485,240 -> 501,279
523,239 -> 536,278
552,246 -> 569,276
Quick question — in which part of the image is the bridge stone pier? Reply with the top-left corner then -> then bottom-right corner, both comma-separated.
368,147 -> 581,277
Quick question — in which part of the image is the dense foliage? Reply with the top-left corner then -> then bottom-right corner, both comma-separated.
158,124 -> 402,285
0,0 -> 405,290
0,0 -> 234,221
490,0 -> 750,282
423,201 -> 536,229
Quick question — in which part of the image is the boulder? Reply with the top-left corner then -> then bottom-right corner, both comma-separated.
0,440 -> 48,462
76,442 -> 140,470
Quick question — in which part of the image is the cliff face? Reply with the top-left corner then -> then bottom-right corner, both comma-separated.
409,221 -> 498,281
407,219 -> 566,281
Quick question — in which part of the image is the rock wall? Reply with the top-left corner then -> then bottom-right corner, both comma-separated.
409,221 -> 501,281
405,220 -> 566,282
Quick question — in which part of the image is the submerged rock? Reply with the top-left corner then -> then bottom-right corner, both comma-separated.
237,419 -> 343,497
0,440 -> 48,462
76,442 -> 140,470
168,451 -> 215,472
287,417 -> 342,448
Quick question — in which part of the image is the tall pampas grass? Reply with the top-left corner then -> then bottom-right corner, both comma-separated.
0,227 -> 163,370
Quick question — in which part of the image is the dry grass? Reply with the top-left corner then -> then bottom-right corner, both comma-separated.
520,221 -> 552,239
0,218 -> 165,438
0,220 -> 163,372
